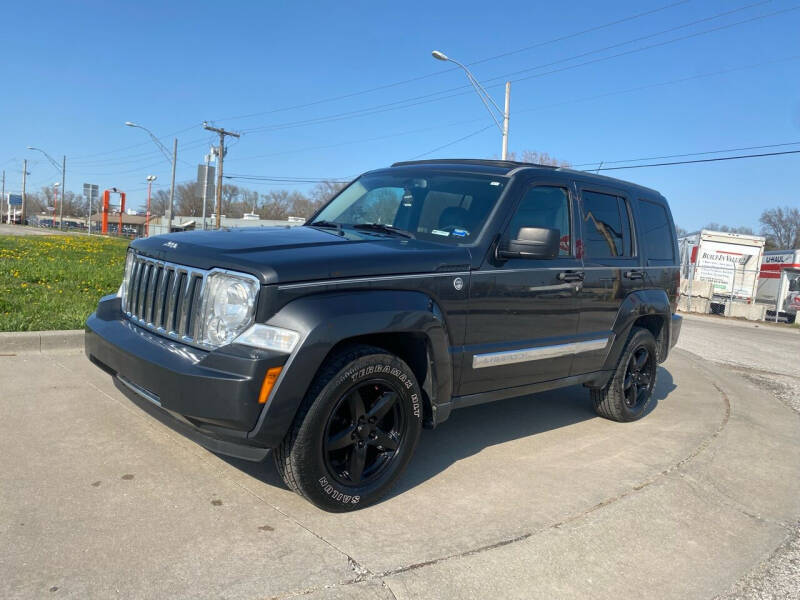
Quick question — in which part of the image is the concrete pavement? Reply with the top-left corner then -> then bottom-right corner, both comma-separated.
1,318 -> 799,599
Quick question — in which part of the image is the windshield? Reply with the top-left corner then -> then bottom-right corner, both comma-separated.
310,172 -> 508,244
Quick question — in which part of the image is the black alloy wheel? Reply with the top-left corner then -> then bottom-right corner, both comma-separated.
591,326 -> 659,422
323,380 -> 405,486
623,345 -> 655,410
274,345 -> 423,512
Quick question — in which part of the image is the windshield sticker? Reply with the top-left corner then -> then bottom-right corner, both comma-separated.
431,229 -> 450,237
452,228 -> 468,237
490,181 -> 501,186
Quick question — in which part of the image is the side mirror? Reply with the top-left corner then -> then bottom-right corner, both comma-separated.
498,226 -> 560,260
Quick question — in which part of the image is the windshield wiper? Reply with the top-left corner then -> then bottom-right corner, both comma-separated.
352,223 -> 415,239
306,220 -> 344,236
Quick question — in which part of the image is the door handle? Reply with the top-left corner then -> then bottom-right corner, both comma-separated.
558,270 -> 585,282
624,270 -> 644,280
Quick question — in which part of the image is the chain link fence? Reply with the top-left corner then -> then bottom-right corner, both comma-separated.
680,263 -> 798,323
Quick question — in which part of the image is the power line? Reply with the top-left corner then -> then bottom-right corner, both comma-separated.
481,0 -> 772,85
49,3 -> 794,176
573,141 -> 800,168
224,174 -> 349,184
211,0 -> 693,124
237,2 -> 794,136
409,125 -> 496,159
595,149 -> 800,171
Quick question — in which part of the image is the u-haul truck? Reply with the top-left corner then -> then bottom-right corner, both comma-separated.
679,230 -> 766,302
756,249 -> 800,322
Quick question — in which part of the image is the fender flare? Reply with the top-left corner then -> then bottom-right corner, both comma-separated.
247,290 -> 453,446
603,288 -> 673,371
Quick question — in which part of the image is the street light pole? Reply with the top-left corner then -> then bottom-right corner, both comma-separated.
60,155 -> 66,230
53,182 -> 60,227
27,146 -> 66,228
124,122 -> 177,233
145,175 -> 157,237
502,82 -> 511,161
431,50 -> 511,160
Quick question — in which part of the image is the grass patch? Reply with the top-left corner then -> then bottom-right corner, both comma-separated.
0,234 -> 129,331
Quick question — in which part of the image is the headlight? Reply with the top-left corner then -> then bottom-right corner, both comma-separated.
197,271 -> 260,347
234,324 -> 300,353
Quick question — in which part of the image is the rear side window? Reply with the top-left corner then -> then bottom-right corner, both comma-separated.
637,199 -> 675,262
581,191 -> 633,258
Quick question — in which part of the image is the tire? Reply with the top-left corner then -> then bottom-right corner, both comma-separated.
274,344 -> 423,512
591,327 -> 658,423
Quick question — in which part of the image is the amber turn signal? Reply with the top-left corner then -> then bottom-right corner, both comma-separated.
258,367 -> 283,404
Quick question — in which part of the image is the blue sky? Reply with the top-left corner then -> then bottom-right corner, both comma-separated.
1,0 -> 798,230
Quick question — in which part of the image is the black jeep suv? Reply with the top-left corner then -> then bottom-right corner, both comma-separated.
86,159 -> 682,511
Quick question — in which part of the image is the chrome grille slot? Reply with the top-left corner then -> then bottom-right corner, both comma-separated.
123,255 -> 209,347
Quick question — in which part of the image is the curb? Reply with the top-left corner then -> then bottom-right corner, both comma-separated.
0,330 -> 84,354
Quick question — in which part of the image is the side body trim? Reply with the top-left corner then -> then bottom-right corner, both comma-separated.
472,336 -> 612,369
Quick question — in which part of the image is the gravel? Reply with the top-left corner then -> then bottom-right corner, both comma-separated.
677,314 -> 800,600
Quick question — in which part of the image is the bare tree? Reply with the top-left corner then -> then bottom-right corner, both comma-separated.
505,150 -> 571,167
150,189 -> 170,216
675,225 -> 688,238
176,182 -> 203,216
704,222 -> 755,236
221,184 -> 244,218
759,206 -> 800,249
259,190 -> 292,220
310,180 -> 348,204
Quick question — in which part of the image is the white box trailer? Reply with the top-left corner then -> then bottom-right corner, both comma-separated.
756,249 -> 800,322
679,230 -> 766,301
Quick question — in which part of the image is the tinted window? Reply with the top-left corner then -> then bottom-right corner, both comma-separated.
507,186 -> 571,256
582,191 -> 632,258
638,199 -> 674,261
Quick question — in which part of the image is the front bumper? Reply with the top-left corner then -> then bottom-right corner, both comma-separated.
85,295 -> 290,460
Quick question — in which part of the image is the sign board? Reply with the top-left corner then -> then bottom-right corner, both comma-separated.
694,240 -> 762,298
197,164 -> 215,186
7,194 -> 22,206
83,183 -> 99,198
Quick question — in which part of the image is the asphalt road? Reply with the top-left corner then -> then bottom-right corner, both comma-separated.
1,316 -> 798,599
0,224 -> 68,236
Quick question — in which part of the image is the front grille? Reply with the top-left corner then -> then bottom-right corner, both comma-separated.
123,255 -> 207,345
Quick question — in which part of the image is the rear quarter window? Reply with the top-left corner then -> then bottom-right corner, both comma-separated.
637,199 -> 675,263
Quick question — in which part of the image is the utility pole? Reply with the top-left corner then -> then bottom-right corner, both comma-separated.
168,138 -> 177,232
59,155 -> 66,230
203,122 -> 240,230
21,159 -> 27,225
1,170 -> 4,224
502,82 -> 511,161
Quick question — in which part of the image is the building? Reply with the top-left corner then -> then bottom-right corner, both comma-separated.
146,215 -> 303,237
89,212 -> 155,237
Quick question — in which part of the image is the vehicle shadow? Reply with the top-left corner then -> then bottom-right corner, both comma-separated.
223,366 -> 677,496
390,366 -> 676,498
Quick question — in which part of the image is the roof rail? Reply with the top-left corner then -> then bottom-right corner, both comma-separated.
390,158 -> 559,170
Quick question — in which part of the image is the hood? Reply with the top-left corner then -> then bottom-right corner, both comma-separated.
130,226 -> 472,285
